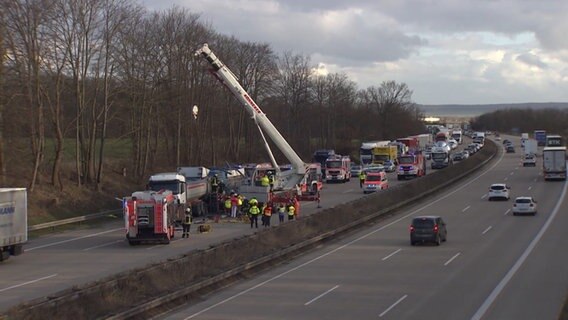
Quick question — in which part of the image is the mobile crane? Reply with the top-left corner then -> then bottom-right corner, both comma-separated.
195,44 -> 308,204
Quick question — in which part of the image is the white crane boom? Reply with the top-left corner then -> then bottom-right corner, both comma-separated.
195,43 -> 307,190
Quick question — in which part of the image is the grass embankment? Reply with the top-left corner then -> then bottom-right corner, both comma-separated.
4,138 -> 142,225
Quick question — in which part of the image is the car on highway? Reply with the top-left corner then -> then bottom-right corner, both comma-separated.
350,164 -> 363,176
512,196 -> 537,216
362,171 -> 389,194
452,151 -> 468,162
506,145 -> 515,153
363,165 -> 385,173
383,160 -> 396,172
448,139 -> 458,150
466,144 -> 478,155
410,216 -> 447,246
522,154 -> 536,167
488,183 -> 510,201
503,139 -> 511,145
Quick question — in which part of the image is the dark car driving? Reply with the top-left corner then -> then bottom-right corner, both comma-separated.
410,216 -> 447,246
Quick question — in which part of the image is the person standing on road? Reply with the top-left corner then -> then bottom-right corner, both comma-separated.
182,207 -> 192,238
359,170 -> 366,188
230,193 -> 239,218
287,203 -> 296,220
249,202 -> 260,228
278,204 -> 286,223
224,197 -> 232,216
262,202 -> 273,227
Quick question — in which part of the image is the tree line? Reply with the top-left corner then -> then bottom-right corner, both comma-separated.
0,0 -> 425,193
470,108 -> 568,139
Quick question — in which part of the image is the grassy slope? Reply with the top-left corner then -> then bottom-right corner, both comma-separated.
4,138 -> 143,225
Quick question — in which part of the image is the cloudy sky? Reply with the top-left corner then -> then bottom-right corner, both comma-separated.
141,0 -> 568,105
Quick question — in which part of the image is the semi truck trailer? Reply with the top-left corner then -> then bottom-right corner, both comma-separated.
0,188 -> 27,262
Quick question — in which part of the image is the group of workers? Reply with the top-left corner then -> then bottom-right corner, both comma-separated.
247,197 -> 297,229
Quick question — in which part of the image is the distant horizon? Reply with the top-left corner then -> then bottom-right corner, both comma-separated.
418,102 -> 568,118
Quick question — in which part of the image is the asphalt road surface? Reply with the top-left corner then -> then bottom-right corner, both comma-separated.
0,145 -> 451,312
161,135 -> 568,320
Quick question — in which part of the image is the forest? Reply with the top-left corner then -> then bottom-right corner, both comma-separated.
0,0 -> 426,220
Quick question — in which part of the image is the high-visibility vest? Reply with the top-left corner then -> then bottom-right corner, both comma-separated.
183,214 -> 192,225
263,206 -> 272,217
278,207 -> 286,214
261,176 -> 270,187
359,172 -> 366,180
224,199 -> 231,209
249,205 -> 260,215
288,206 -> 296,216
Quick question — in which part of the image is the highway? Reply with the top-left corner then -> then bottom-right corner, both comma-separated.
0,151 -> 435,312
161,136 -> 568,320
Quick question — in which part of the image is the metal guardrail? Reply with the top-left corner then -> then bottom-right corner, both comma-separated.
28,209 -> 122,231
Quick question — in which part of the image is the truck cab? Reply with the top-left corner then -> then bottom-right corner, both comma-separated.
397,154 -> 426,180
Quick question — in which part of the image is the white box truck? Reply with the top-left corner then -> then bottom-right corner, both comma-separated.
522,139 -> 538,167
0,188 -> 27,261
543,147 -> 567,181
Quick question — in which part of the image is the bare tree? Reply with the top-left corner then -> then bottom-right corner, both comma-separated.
273,51 -> 312,147
0,12 -> 5,185
4,0 -> 56,191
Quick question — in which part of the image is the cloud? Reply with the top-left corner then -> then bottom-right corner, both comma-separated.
516,53 -> 548,69
139,0 -> 568,104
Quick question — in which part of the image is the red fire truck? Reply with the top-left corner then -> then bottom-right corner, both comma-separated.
325,155 -> 351,183
397,152 -> 426,180
124,190 -> 181,245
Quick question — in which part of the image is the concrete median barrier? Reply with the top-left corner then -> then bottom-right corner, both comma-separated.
3,141 -> 497,320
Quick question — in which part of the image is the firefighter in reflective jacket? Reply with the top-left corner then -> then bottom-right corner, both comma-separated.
260,175 -> 270,187
359,171 -> 366,188
249,203 -> 260,228
182,207 -> 193,238
287,204 -> 296,220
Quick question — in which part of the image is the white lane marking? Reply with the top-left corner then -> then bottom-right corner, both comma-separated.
510,172 -> 514,175
304,285 -> 339,306
504,177 -> 508,181
462,205 -> 471,213
342,189 -> 354,194
515,167 -> 519,170
83,239 -> 123,251
504,209 -> 510,216
481,194 -> 487,199
183,151 -> 505,319
471,176 -> 568,320
0,274 -> 58,293
482,226 -> 493,235
382,249 -> 402,261
444,252 -> 461,266
528,186 -> 532,190
534,178 -> 538,182
379,294 -> 408,317
26,228 -> 124,251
